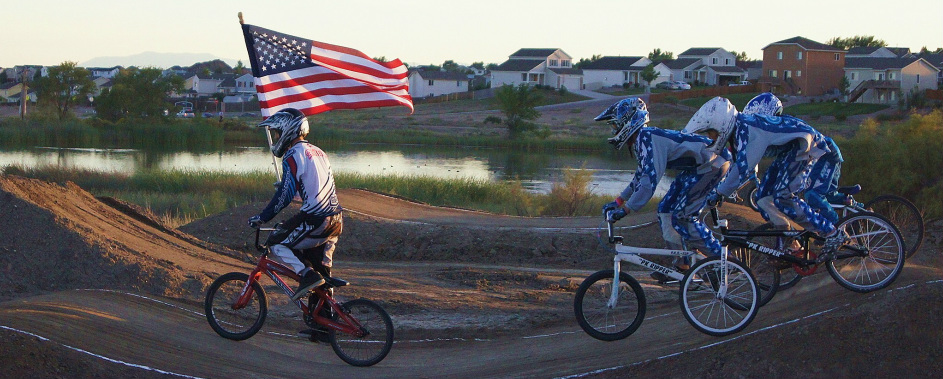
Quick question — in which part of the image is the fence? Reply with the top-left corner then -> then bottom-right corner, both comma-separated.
647,83 -> 759,104
926,89 -> 943,102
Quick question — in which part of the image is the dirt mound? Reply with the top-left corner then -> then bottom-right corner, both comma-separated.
0,175 -> 249,301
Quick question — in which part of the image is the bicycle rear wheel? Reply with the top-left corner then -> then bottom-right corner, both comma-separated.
330,298 -> 394,367
864,194 -> 924,259
680,257 -> 758,336
826,212 -> 905,293
573,270 -> 646,341
204,272 -> 267,341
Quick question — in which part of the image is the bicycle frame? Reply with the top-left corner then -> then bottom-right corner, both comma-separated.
604,210 -> 732,307
232,228 -> 367,338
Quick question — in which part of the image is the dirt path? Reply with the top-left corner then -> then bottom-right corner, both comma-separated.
1,175 -> 941,378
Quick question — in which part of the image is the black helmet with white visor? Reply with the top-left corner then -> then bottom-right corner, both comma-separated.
258,108 -> 309,158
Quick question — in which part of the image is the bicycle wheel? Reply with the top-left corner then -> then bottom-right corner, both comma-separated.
204,272 -> 267,341
573,270 -> 646,341
731,245 -> 780,307
826,212 -> 905,293
680,257 -> 758,336
747,186 -> 760,212
864,194 -> 924,259
330,298 -> 394,367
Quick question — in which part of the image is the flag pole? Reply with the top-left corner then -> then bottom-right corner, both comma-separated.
239,12 -> 282,183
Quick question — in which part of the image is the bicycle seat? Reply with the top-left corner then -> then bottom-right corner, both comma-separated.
836,185 -> 861,195
325,277 -> 349,288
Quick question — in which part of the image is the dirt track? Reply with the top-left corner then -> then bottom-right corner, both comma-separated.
1,176 -> 941,378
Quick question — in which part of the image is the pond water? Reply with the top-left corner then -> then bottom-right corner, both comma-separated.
0,144 -> 673,197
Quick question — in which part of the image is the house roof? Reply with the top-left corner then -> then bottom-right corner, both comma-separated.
844,57 -> 931,70
509,48 -> 559,58
662,58 -> 702,70
493,59 -> 543,72
707,65 -> 746,74
848,46 -> 912,57
580,56 -> 646,70
917,53 -> 943,68
736,60 -> 763,69
0,82 -> 18,90
679,48 -> 722,57
411,70 -> 469,81
548,68 -> 583,75
765,37 -> 844,52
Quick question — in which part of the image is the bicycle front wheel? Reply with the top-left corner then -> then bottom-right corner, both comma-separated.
573,270 -> 646,341
204,272 -> 268,341
330,298 -> 394,367
827,212 -> 905,293
731,245 -> 780,307
680,257 -> 758,336
864,194 -> 924,259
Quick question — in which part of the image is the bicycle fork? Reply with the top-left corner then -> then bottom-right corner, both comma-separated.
608,260 -> 622,309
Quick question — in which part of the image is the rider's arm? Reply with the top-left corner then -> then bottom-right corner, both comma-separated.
258,157 -> 298,223
620,132 -> 664,211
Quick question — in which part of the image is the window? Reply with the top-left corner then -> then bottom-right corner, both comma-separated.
834,53 -> 840,61
712,57 -> 718,64
562,60 -> 571,67
797,51 -> 803,60
889,72 -> 897,80
769,70 -> 778,78
428,80 -> 434,86
549,59 -> 558,67
521,73 -> 527,81
875,73 -> 885,80
784,70 -> 792,79
777,52 -> 783,60
796,70 -> 802,77
851,72 -> 857,80
624,72 -> 629,81
684,71 -> 692,79
725,58 -> 730,65
917,74 -> 920,83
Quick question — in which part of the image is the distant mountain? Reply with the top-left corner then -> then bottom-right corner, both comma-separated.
80,51 -> 242,69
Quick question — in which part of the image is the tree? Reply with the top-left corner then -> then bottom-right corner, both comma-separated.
640,64 -> 659,93
494,84 -> 543,139
486,63 -> 499,70
373,56 -> 388,63
648,49 -> 673,64
839,76 -> 851,99
233,60 -> 247,75
34,61 -> 96,120
574,54 -> 602,69
827,35 -> 887,50
470,62 -> 485,70
730,51 -> 752,62
441,60 -> 458,72
95,67 -> 184,121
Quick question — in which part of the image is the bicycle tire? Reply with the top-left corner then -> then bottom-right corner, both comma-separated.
826,212 -> 905,293
573,270 -> 646,341
204,272 -> 268,341
747,186 -> 760,212
731,244 -> 780,307
680,257 -> 758,336
330,298 -> 394,367
864,194 -> 924,259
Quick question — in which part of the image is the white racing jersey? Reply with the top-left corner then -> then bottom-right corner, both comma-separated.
259,141 -> 340,222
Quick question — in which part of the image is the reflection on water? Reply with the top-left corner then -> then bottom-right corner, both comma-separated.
0,145 -> 672,196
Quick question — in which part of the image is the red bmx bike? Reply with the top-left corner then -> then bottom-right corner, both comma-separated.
204,227 -> 394,367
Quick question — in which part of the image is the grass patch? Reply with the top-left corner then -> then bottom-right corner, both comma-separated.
680,93 -> 759,110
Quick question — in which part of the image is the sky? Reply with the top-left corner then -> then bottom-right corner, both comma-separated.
5,0 -> 942,69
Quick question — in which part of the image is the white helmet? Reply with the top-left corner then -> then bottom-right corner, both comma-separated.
743,92 -> 783,116
682,97 -> 738,154
258,108 -> 309,158
594,97 -> 649,150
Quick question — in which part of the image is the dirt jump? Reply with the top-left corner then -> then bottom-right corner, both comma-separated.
1,175 -> 941,379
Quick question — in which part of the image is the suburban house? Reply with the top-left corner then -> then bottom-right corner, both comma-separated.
917,52 -> 943,86
490,48 -> 582,90
580,56 -> 652,90
760,36 -> 846,96
91,77 -> 113,97
656,58 -> 700,84
676,48 -> 746,85
87,66 -> 121,78
0,82 -> 24,103
407,69 -> 469,98
846,47 -> 913,59
183,73 -> 238,96
235,73 -> 256,94
844,57 -> 939,104
736,60 -> 763,81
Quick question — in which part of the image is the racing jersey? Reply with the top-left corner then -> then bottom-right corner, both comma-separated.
621,127 -> 731,211
716,114 -> 830,197
259,141 -> 340,222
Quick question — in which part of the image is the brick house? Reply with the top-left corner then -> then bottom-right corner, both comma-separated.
760,37 -> 845,96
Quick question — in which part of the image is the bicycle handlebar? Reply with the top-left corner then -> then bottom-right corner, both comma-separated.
253,226 -> 279,252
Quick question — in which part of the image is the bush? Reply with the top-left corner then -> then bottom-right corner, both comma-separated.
544,168 -> 597,216
483,115 -> 502,124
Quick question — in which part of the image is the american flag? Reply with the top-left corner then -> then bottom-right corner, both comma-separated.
241,24 -> 413,117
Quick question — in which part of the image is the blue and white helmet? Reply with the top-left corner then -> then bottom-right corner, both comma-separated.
594,97 -> 649,150
743,92 -> 783,116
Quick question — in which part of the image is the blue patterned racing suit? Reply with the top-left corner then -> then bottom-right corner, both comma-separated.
258,140 -> 343,275
715,114 -> 835,235
804,137 -> 843,224
621,127 -> 730,257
